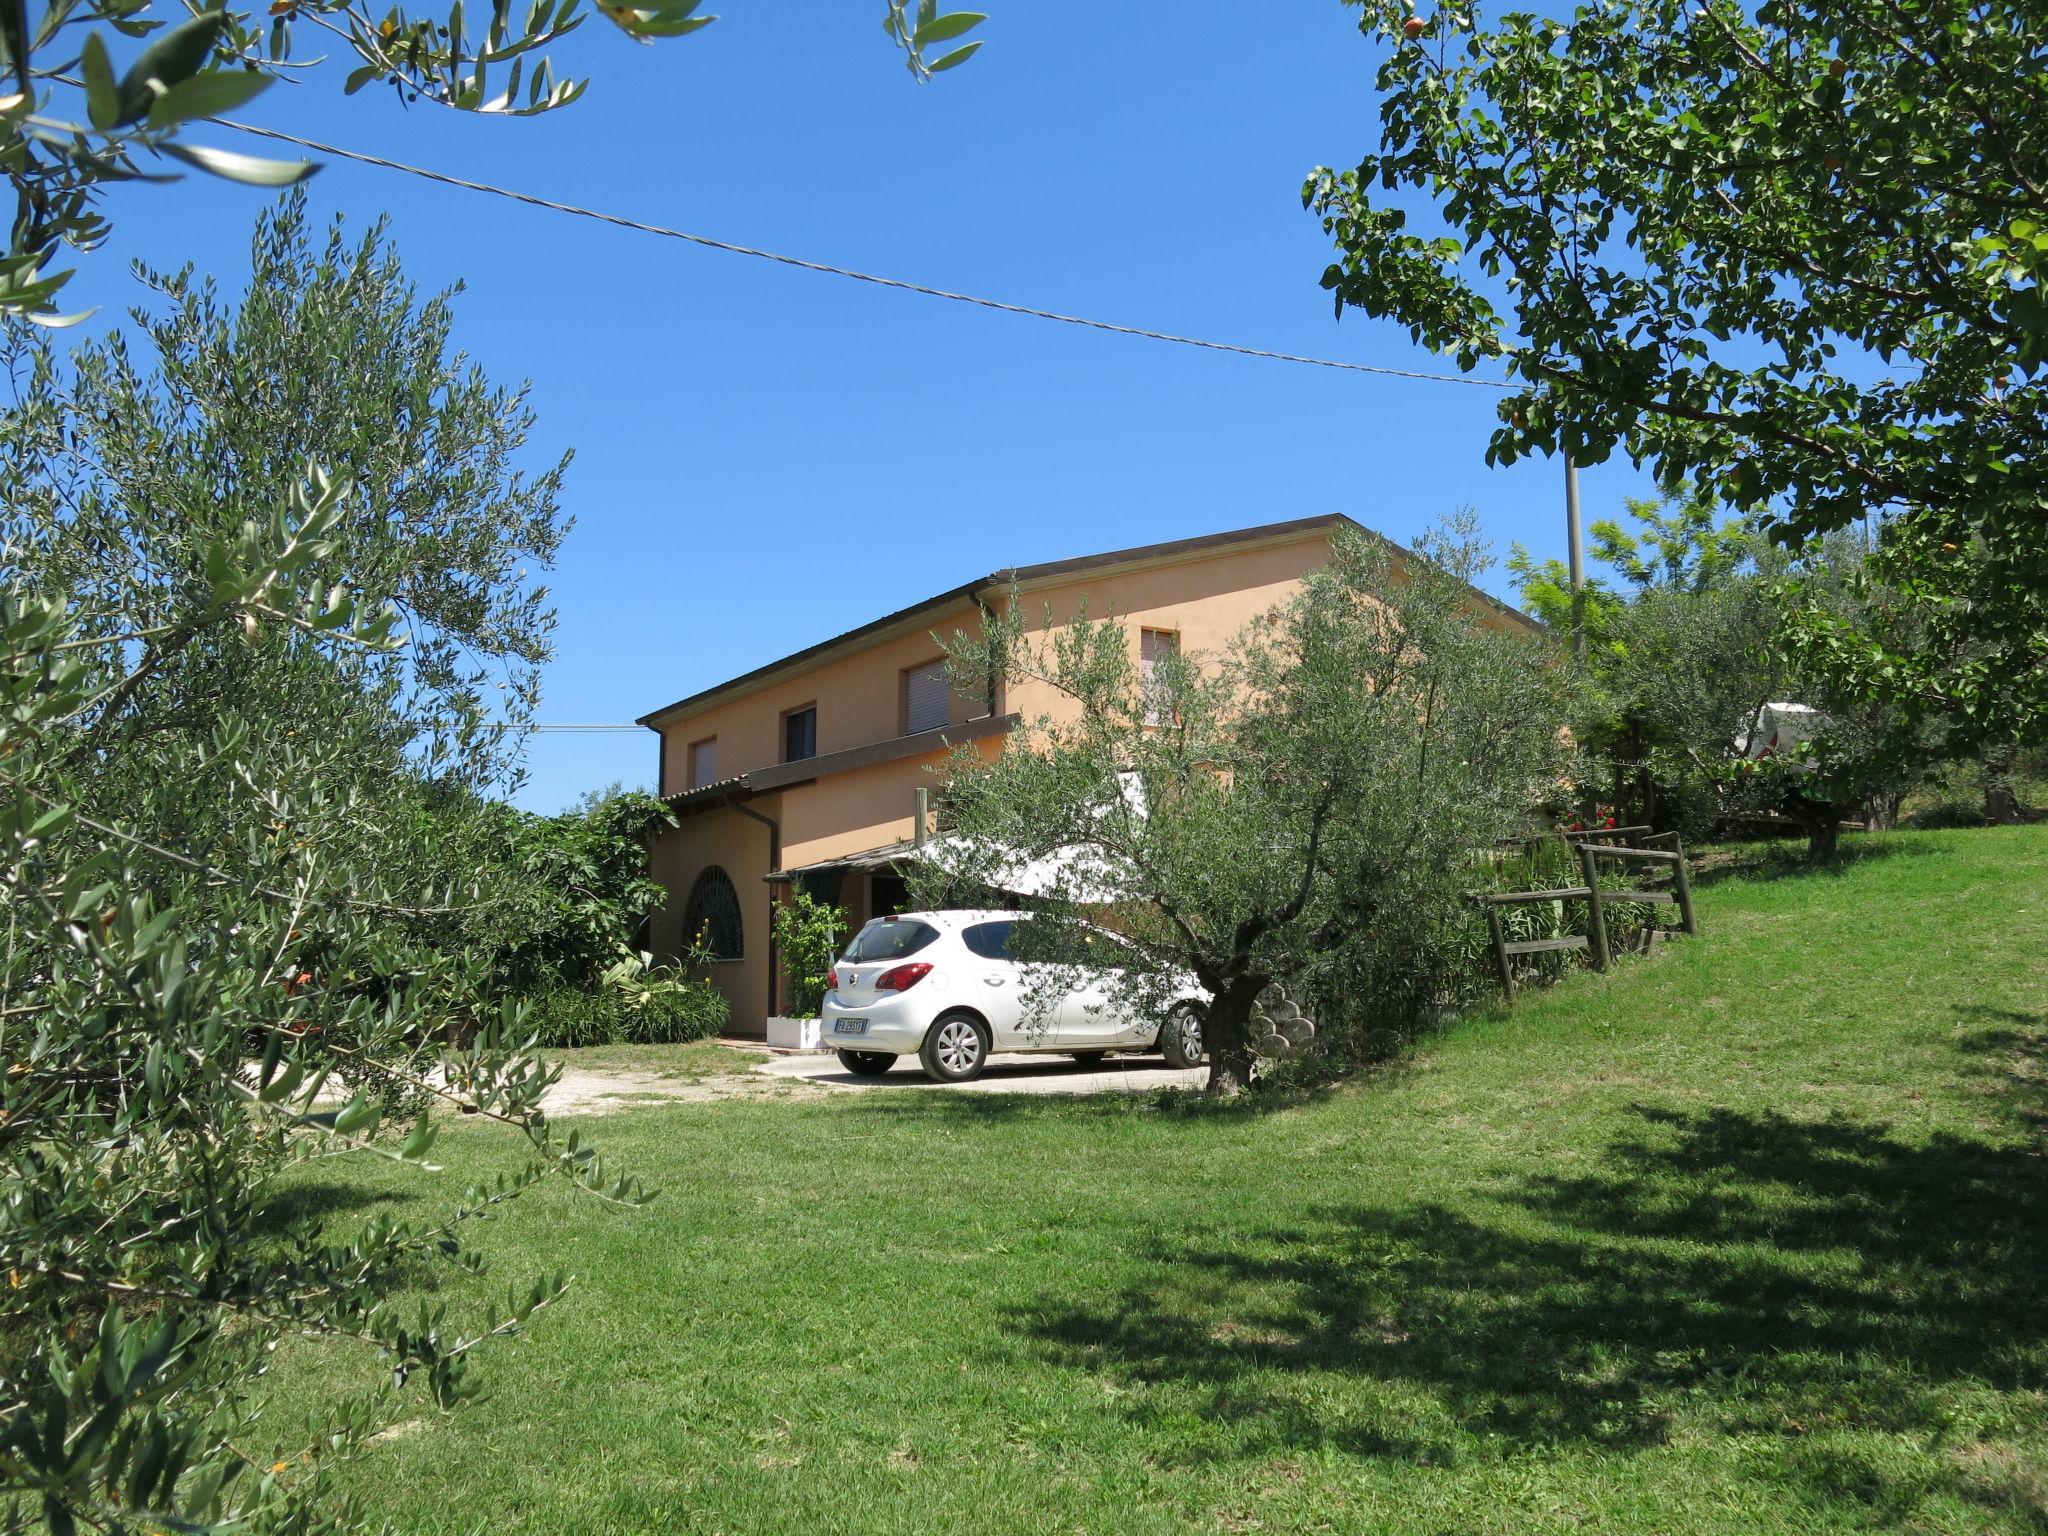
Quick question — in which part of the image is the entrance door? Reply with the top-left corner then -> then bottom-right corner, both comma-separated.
867,872 -> 911,920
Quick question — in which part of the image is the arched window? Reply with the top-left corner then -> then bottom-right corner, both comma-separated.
683,865 -> 744,961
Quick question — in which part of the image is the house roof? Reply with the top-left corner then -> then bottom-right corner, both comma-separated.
637,513 -> 1538,728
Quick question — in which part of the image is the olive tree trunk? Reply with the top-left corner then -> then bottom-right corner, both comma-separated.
1807,817 -> 1841,861
1797,807 -> 1842,861
1203,978 -> 1263,1096
1983,749 -> 2023,823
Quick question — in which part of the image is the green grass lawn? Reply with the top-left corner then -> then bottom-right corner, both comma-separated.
546,1040 -> 771,1079
258,826 -> 2047,1535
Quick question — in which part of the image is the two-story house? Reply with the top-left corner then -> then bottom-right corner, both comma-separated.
637,514 -> 1539,1036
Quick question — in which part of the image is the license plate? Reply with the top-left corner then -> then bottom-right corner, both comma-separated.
832,1018 -> 869,1036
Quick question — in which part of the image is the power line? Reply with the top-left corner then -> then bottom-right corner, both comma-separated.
532,724 -> 642,732
212,116 -> 1519,392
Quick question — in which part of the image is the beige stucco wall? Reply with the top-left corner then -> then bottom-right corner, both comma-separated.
648,799 -> 779,1038
998,527 -> 1335,723
653,602 -> 992,797
776,734 -> 1008,869
645,524 -> 1499,798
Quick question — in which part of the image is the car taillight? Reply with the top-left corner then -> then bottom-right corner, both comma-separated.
875,962 -> 932,993
826,967 -> 839,992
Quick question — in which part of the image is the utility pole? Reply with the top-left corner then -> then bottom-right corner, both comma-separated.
1564,451 -> 1586,663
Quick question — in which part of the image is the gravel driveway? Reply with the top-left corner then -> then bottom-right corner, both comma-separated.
537,1050 -> 1205,1114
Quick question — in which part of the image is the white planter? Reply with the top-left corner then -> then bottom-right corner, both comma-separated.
766,1015 -> 824,1051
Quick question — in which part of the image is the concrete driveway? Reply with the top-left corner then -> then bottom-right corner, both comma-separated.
754,1050 -> 1206,1096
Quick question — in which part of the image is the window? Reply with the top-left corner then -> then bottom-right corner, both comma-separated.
687,736 -> 719,789
1141,629 -> 1178,725
841,918 -> 939,963
683,865 -> 743,960
903,659 -> 949,736
782,704 -> 817,763
962,919 -> 1025,960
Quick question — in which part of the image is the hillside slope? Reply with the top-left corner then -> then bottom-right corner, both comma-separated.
263,827 -> 2048,1535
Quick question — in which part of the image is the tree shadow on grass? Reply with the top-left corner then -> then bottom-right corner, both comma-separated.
1953,1003 -> 2048,1131
253,1179 -> 406,1238
1009,1104 -> 2047,1494
1688,833 -> 1937,888
841,1091 -> 1154,1134
831,1070 -> 1352,1129
248,1182 -> 451,1299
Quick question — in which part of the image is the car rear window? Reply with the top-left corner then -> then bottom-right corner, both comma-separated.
961,920 -> 1024,959
843,919 -> 939,963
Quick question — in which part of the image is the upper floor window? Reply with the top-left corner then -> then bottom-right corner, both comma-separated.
903,659 -> 949,736
688,736 -> 719,789
1141,629 -> 1179,725
783,704 -> 817,763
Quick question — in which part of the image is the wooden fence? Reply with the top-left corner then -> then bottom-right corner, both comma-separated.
1470,834 -> 1697,1004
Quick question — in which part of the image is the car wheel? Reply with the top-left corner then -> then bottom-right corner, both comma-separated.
919,1012 -> 990,1083
1159,1005 -> 1205,1069
837,1049 -> 895,1078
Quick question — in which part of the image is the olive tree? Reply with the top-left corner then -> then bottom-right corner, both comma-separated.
0,209 -> 640,1533
0,490 -> 655,1534
3,192 -> 566,789
917,520 -> 1575,1096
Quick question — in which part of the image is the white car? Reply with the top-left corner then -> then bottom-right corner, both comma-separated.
821,910 -> 1207,1083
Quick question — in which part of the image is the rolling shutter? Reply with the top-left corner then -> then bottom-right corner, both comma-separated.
905,660 -> 949,735
689,737 -> 719,788
1141,630 -> 1177,725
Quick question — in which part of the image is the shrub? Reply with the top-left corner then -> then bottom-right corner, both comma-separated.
494,786 -> 678,994
526,986 -> 627,1049
1285,837 -> 1549,1070
1300,832 -> 1674,1063
524,959 -> 729,1049
771,888 -> 850,1018
1904,797 -> 1993,830
614,962 -> 729,1044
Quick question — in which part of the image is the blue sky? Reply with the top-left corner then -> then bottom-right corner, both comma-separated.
74,0 -> 1660,810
